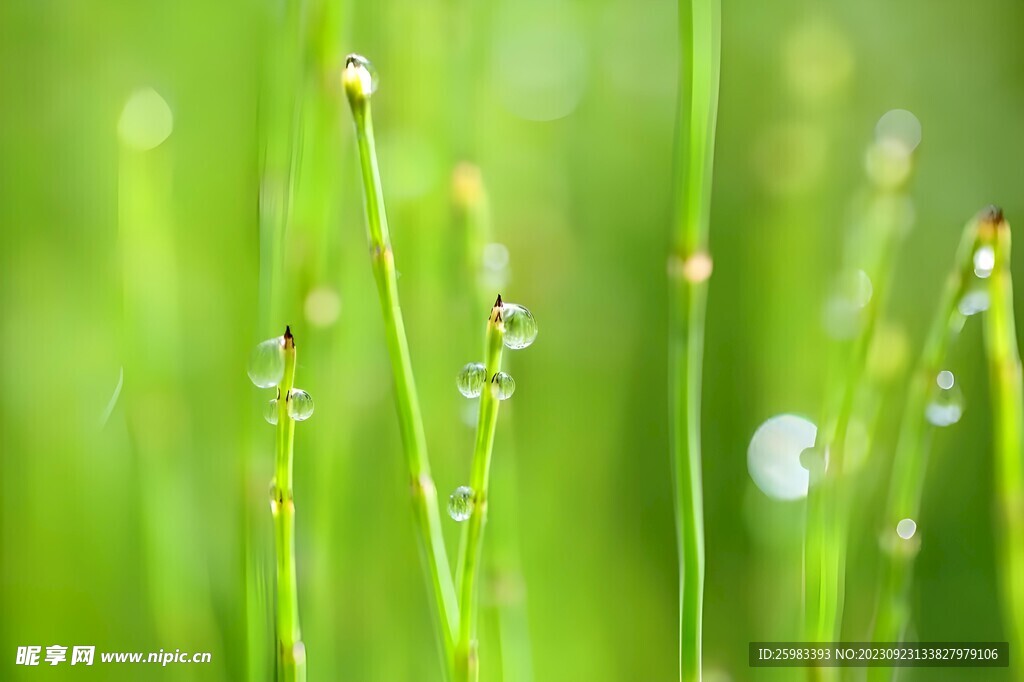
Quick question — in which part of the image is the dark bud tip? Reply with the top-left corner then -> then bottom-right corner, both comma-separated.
494,294 -> 503,308
284,325 -> 295,349
982,205 -> 1004,224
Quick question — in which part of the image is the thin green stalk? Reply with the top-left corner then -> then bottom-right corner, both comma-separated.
343,55 -> 460,670
272,327 -> 306,682
252,4 -> 306,677
454,297 -> 506,682
979,209 -> 1024,662
802,142 -> 917,663
670,0 -> 720,679
869,211 -> 989,666
454,164 -> 535,682
273,343 -> 305,678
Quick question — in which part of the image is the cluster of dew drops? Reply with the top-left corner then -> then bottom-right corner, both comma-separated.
247,335 -> 315,423
447,302 -> 538,523
925,238 -> 997,429
747,237 -> 996,547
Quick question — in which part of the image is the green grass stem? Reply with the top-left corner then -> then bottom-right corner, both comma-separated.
454,163 -> 535,682
803,162 -> 917,658
670,0 -> 720,679
272,327 -> 307,682
454,297 -> 506,682
869,210 -> 990,670
343,55 -> 460,673
979,210 -> 1024,664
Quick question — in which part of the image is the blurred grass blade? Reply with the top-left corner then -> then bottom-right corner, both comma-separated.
979,209 -> 1024,662
118,87 -> 220,656
803,137 -> 918,658
869,210 -> 989,668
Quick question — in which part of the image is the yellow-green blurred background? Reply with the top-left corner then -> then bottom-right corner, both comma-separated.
2,0 -> 1023,679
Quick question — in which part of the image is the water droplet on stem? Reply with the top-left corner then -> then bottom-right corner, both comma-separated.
248,336 -> 286,388
973,244 -> 995,279
288,389 -> 314,421
925,370 -> 963,426
448,486 -> 474,521
502,303 -> 538,349
343,54 -> 379,98
493,372 -> 516,400
896,518 -> 917,540
264,398 -> 279,425
457,363 -> 487,398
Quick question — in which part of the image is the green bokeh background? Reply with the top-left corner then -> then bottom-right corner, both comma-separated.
1,0 -> 1022,680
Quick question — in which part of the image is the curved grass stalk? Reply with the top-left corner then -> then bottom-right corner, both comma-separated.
868,211 -> 989,672
454,297 -> 506,682
343,56 -> 460,672
979,209 -> 1024,663
272,327 -> 306,682
670,0 -> 720,679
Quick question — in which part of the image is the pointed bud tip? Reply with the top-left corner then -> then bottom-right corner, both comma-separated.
494,294 -> 503,308
284,325 -> 295,348
982,205 -> 1004,224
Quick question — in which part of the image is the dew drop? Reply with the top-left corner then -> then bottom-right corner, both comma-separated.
493,372 -> 516,400
248,336 -> 286,388
896,518 -> 917,540
448,486 -> 474,521
457,362 -> 487,398
344,54 -> 379,96
973,245 -> 995,279
925,370 -> 963,427
264,398 -> 279,425
502,303 -> 538,349
748,414 -> 818,500
287,389 -> 314,421
936,370 -> 955,390
958,288 -> 990,316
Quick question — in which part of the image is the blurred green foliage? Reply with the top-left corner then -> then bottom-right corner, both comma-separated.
1,0 -> 1023,680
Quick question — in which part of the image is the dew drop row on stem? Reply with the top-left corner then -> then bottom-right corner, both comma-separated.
452,162 -> 537,682
868,209 -> 996,676
248,326 -> 310,682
